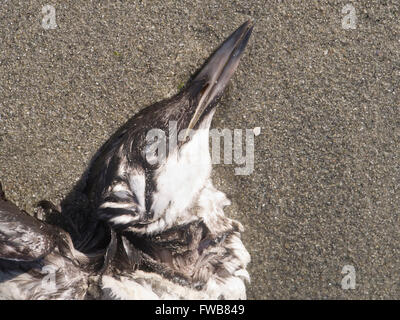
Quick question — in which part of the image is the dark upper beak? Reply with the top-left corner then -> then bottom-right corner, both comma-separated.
184,20 -> 254,135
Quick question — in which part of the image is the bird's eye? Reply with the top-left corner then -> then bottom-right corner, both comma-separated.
143,129 -> 167,166
143,143 -> 160,165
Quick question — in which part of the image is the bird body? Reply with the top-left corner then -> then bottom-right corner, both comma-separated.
0,188 -> 94,299
0,21 -> 253,299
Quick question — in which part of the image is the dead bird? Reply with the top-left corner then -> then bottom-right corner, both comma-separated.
83,20 -> 254,299
0,21 -> 254,300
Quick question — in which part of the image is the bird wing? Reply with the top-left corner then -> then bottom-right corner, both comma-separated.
0,198 -> 55,262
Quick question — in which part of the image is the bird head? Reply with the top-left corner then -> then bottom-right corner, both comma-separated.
84,21 -> 253,235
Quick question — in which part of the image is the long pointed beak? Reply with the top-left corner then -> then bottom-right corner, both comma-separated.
184,20 -> 254,136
